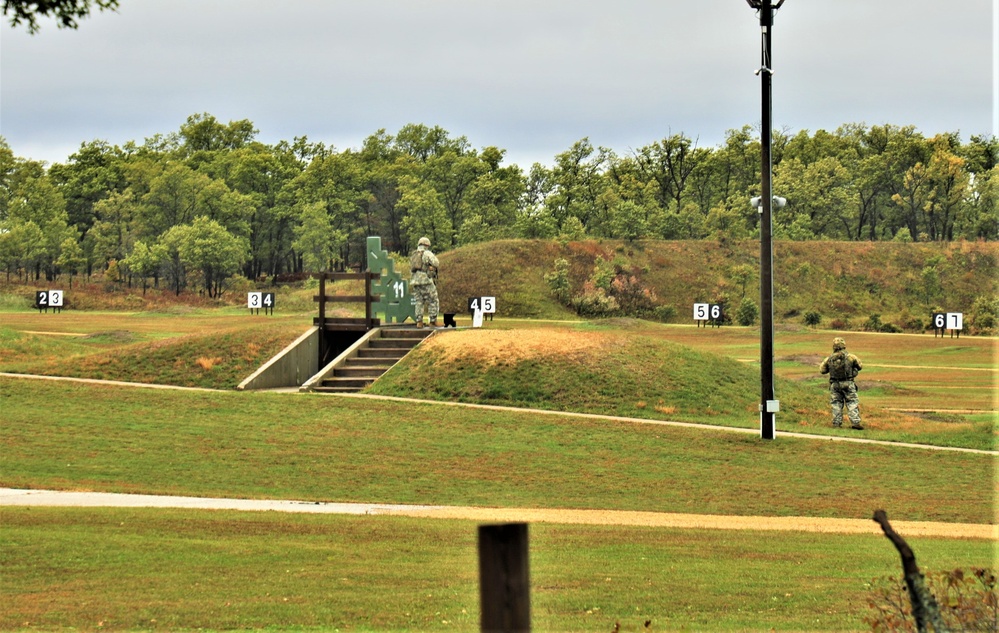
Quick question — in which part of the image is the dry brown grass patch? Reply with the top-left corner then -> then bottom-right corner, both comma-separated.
196,357 -> 223,371
424,328 -> 609,365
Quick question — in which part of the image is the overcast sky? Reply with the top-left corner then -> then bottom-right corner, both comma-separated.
1,0 -> 995,170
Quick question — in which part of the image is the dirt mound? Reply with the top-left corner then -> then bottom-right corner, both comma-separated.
423,328 -> 609,365
81,330 -> 137,343
779,353 -> 824,366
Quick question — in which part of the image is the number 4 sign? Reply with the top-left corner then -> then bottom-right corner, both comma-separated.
468,296 -> 496,328
248,292 -> 275,315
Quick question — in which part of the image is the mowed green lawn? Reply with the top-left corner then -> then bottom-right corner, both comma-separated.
2,507 -> 992,632
0,308 -> 995,631
1,376 -> 995,630
1,378 -> 993,523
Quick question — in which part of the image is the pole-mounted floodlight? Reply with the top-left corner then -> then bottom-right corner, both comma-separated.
745,0 -> 786,441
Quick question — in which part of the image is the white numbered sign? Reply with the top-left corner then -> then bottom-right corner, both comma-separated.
36,290 -> 64,310
946,312 -> 963,330
693,303 -> 709,320
468,296 -> 496,314
248,292 -> 274,313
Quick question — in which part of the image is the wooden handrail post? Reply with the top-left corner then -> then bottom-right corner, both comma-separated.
365,272 -> 373,327
479,523 -> 530,633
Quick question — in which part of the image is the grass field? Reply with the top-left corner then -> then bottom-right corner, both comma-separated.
2,507 -> 992,632
0,292 -> 995,631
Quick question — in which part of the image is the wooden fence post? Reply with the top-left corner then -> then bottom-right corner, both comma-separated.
479,523 -> 530,633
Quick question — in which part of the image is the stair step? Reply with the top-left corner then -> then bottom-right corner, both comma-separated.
380,328 -> 434,339
314,385 -> 365,393
343,357 -> 394,367
357,348 -> 409,359
335,367 -> 387,378
321,377 -> 373,390
369,338 -> 421,349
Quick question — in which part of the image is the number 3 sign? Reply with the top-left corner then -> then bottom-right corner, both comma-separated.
35,290 -> 64,313
248,292 -> 275,315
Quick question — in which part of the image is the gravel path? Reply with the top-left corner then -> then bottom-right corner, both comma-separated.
2,488 -> 994,540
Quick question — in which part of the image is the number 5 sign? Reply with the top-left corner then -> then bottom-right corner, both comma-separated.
468,296 -> 496,328
693,303 -> 722,328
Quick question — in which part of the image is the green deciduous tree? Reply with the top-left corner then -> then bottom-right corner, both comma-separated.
171,216 -> 249,299
4,0 -> 119,33
292,201 -> 346,272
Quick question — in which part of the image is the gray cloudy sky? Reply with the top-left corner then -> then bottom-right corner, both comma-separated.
1,0 -> 995,170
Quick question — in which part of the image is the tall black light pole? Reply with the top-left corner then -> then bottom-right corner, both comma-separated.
746,0 -> 784,440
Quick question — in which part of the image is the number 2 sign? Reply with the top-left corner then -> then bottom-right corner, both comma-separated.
35,290 -> 64,313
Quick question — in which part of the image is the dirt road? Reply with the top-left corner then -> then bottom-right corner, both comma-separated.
2,488 -> 993,540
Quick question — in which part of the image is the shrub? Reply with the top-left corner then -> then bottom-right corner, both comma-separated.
651,305 -> 677,323
865,314 -> 883,332
865,568 -> 997,632
736,298 -> 759,326
609,274 -> 658,315
544,258 -> 571,304
803,311 -> 822,327
570,282 -> 619,316
879,322 -> 902,333
971,294 -> 999,335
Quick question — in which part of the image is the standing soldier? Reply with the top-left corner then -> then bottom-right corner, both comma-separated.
819,337 -> 864,430
409,236 -> 439,328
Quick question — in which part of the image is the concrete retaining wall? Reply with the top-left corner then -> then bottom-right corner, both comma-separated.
237,327 -> 319,391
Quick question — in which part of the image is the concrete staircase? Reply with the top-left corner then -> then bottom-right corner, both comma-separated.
311,327 -> 433,393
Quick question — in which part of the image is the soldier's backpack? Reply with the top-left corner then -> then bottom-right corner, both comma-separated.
827,351 -> 855,381
410,250 -> 425,273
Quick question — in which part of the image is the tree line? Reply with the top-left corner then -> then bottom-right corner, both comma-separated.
1,113 -> 996,296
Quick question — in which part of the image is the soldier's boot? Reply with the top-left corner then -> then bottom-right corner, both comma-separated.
430,319 -> 438,328
416,321 -> 425,329
850,423 -> 865,430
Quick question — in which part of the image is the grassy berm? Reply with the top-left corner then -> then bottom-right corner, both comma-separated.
367,320 -> 984,448
1,321 -> 306,389
371,321 -> 811,424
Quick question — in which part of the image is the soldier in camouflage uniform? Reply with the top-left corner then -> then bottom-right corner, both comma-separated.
819,337 -> 864,430
409,236 -> 439,328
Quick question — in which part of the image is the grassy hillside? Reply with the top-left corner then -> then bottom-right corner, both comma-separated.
368,321 -> 993,450
437,239 -> 999,333
4,239 -> 996,333
0,320 -> 307,389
